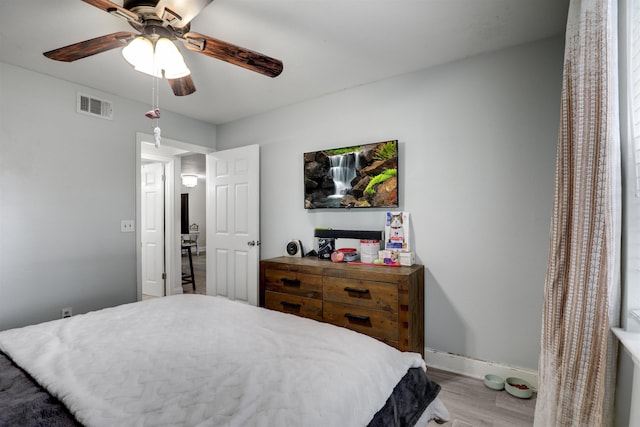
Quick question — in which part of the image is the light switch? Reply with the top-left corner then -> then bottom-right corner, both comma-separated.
121,219 -> 135,232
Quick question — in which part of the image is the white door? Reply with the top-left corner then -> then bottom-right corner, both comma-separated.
206,145 -> 260,305
141,162 -> 165,297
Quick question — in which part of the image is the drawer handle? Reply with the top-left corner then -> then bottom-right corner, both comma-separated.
345,313 -> 370,322
344,287 -> 370,294
281,278 -> 301,287
280,301 -> 301,309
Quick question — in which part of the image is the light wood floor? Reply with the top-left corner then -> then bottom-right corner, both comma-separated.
427,368 -> 535,426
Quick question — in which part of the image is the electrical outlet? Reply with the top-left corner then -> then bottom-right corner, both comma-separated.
61,307 -> 72,318
121,219 -> 135,232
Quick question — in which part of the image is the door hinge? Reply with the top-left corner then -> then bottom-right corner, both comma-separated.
162,272 -> 166,280
162,174 -> 166,182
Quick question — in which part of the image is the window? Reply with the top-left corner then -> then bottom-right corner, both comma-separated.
631,0 -> 640,196
623,0 -> 640,327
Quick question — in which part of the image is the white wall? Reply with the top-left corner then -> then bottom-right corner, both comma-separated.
217,37 -> 564,371
0,62 -> 216,330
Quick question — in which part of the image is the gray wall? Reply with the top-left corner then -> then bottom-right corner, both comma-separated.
217,37 -> 564,371
0,62 -> 216,330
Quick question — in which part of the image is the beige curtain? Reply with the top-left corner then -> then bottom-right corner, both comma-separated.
534,0 -> 621,426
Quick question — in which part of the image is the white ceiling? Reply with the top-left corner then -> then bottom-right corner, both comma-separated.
0,0 -> 569,125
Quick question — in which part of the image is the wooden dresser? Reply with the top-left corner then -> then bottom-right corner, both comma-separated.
260,257 -> 425,356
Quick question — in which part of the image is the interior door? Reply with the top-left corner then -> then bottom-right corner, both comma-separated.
141,162 -> 165,297
206,145 -> 260,305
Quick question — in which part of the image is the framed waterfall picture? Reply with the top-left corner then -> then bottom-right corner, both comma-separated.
303,140 -> 399,209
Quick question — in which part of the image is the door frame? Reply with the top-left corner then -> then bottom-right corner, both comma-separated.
135,132 -> 214,300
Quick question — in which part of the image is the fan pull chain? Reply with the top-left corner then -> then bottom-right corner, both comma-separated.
145,70 -> 162,148
153,74 -> 161,148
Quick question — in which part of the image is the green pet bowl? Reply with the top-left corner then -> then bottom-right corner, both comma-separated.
504,377 -> 535,399
483,374 -> 505,390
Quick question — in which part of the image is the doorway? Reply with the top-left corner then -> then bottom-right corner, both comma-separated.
135,132 -> 213,300
179,154 -> 207,295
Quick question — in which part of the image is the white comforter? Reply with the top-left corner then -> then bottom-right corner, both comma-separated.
0,294 -> 426,427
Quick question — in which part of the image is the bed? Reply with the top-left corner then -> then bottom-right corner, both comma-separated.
0,294 -> 448,426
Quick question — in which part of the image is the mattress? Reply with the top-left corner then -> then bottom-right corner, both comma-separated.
0,294 -> 446,426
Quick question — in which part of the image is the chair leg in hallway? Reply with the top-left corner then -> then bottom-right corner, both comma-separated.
182,245 -> 196,291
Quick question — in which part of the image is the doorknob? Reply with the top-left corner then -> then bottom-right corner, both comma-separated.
248,240 -> 256,246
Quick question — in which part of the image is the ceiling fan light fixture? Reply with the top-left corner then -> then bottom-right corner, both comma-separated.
155,38 -> 191,79
122,36 -> 157,76
182,174 -> 198,188
122,37 -> 190,79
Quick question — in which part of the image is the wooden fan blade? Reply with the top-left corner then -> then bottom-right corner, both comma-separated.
168,75 -> 197,96
44,32 -> 137,62
81,0 -> 140,22
155,0 -> 213,28
183,32 -> 283,78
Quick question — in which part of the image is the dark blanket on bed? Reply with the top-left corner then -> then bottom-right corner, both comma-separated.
368,367 -> 441,427
0,352 -> 80,427
1,351 -> 439,427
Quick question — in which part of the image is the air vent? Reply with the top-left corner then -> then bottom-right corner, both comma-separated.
77,93 -> 113,120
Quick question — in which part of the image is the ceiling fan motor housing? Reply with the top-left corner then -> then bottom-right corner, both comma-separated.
122,0 -> 189,38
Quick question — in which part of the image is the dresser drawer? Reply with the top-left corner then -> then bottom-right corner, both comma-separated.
323,301 -> 398,342
260,258 -> 424,356
323,277 -> 398,313
264,269 -> 322,299
265,291 -> 323,321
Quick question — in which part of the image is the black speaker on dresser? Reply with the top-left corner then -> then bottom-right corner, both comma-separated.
284,240 -> 303,257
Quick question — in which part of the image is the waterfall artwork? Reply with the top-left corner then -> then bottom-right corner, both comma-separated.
303,140 -> 399,209
329,153 -> 360,197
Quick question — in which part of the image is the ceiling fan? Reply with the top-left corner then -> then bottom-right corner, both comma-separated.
43,0 -> 284,96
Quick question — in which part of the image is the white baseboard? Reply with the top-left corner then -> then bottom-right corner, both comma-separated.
424,347 -> 539,388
